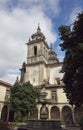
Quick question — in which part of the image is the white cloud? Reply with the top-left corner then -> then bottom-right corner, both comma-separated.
16,0 -> 60,16
0,0 -> 60,16
56,46 -> 64,62
0,72 -> 20,84
69,6 -> 82,24
0,2 -> 58,83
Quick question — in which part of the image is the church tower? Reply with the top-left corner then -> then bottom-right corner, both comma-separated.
21,25 -> 50,85
27,25 -> 49,65
20,25 -> 61,86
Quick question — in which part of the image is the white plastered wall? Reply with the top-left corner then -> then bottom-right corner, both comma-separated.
0,85 -> 6,118
57,88 -> 68,103
49,66 -> 63,84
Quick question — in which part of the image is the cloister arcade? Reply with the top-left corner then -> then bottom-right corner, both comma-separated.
37,104 -> 83,124
0,103 -> 83,124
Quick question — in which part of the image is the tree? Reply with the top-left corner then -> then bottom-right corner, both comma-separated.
58,12 -> 83,106
10,81 -> 40,121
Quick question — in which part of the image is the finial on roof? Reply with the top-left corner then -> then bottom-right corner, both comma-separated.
15,76 -> 19,83
37,23 -> 41,32
28,38 -> 31,42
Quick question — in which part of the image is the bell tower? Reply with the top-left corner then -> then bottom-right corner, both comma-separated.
23,25 -> 49,85
20,25 -> 60,86
26,25 -> 49,65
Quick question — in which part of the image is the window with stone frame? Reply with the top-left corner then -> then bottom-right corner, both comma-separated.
5,88 -> 10,102
51,90 -> 57,102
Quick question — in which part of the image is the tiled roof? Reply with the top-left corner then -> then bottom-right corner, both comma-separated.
0,80 -> 12,87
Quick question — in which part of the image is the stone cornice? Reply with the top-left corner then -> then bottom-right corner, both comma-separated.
27,54 -> 48,61
26,61 -> 47,66
34,83 -> 64,89
26,39 -> 49,49
26,61 -> 63,67
46,62 -> 63,67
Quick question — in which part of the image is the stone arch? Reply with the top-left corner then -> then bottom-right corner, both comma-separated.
34,46 -> 37,55
74,106 -> 83,124
40,105 -> 49,119
51,106 -> 60,119
1,105 -> 8,121
62,105 -> 73,124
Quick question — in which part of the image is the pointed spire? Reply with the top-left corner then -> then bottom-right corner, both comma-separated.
15,76 -> 19,83
37,23 -> 41,32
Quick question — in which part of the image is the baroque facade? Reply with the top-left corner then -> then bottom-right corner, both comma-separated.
20,25 -> 63,85
20,25 -> 83,124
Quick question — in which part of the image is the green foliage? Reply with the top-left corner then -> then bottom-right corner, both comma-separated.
10,81 -> 40,121
79,117 -> 83,128
58,11 -> 83,106
0,120 -> 11,130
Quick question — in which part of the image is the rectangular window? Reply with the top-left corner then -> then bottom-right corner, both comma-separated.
5,88 -> 10,102
51,90 -> 57,102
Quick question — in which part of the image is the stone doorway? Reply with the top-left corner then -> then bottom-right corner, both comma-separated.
1,105 -> 8,121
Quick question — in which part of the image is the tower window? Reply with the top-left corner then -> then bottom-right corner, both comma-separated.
34,46 -> 37,55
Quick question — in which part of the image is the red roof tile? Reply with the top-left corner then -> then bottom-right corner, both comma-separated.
0,80 -> 12,87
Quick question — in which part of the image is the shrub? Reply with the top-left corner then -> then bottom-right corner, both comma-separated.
79,117 -> 83,128
0,120 -> 11,130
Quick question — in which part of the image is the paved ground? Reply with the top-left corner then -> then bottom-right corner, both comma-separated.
12,125 -> 81,130
65,126 -> 81,130
13,127 -> 81,130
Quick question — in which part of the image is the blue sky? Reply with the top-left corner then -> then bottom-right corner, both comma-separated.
0,0 -> 83,83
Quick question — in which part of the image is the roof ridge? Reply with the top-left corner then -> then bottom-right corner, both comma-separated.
0,80 -> 12,87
